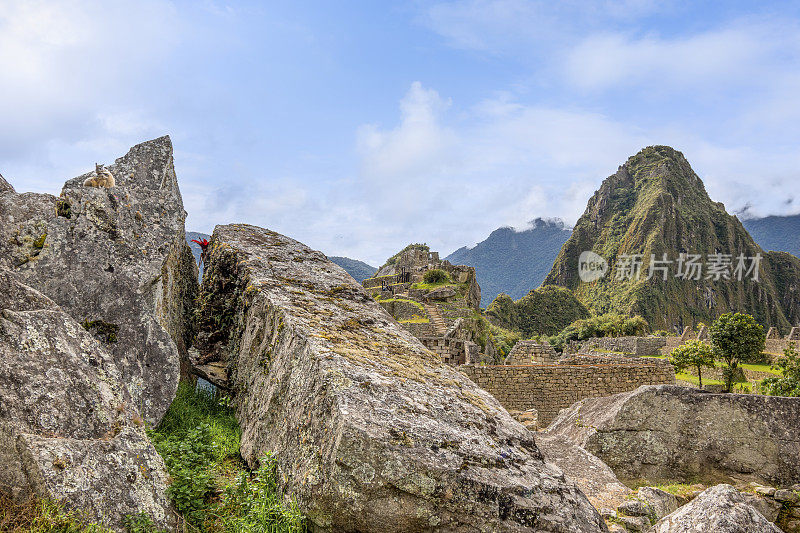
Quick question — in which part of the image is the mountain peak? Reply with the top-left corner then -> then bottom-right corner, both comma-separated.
544,148 -> 800,331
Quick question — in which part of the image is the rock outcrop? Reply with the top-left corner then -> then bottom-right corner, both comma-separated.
0,174 -> 14,194
650,484 -> 781,533
535,434 -> 631,511
0,136 -> 197,424
545,385 -> 800,486
194,224 -> 608,532
0,270 -> 172,529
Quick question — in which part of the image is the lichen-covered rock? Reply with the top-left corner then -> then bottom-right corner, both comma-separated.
0,136 -> 197,424
650,484 -> 781,533
544,385 -> 800,487
535,434 -> 632,511
0,270 -> 172,530
196,224 -> 607,533
636,486 -> 678,520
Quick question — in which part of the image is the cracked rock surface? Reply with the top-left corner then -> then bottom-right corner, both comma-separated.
0,269 -> 172,530
195,223 -> 607,533
544,385 -> 800,487
0,136 -> 197,425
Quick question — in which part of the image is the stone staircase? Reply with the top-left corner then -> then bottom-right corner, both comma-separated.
423,303 -> 447,335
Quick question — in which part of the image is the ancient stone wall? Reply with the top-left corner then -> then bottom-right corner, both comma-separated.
504,341 -> 559,365
581,336 -> 667,356
421,336 -> 479,365
460,358 -> 675,425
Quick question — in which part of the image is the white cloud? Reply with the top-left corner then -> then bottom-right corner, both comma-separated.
0,0 -> 182,182
420,0 -> 668,52
563,22 -> 799,92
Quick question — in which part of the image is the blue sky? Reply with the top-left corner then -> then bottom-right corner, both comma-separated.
2,1 -> 800,265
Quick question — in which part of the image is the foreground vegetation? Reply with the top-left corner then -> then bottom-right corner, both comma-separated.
149,382 -> 305,532
0,383 -> 305,533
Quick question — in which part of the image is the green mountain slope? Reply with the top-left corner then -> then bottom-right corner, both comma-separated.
445,219 -> 571,306
544,145 -> 800,332
742,214 -> 800,258
485,285 -> 590,337
328,256 -> 378,282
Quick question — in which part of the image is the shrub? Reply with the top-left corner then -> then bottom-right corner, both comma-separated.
422,269 -> 450,284
548,313 -> 648,352
760,343 -> 800,397
709,312 -> 766,392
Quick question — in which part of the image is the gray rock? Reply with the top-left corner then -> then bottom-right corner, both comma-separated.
650,484 -> 781,532
424,285 -> 457,300
545,385 -> 800,486
617,498 -> 653,517
0,173 -> 14,194
0,136 -> 197,425
774,488 -> 799,503
0,270 -> 172,530
615,514 -> 650,532
195,224 -> 608,533
739,493 -> 782,522
637,486 -> 678,519
536,433 -> 632,511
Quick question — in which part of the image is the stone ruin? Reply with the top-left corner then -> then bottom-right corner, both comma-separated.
363,244 -> 487,365
504,340 -> 560,365
363,246 -> 677,429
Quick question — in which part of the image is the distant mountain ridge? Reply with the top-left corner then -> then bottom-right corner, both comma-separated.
742,214 -> 800,258
544,145 -> 800,331
328,256 -> 377,282
445,218 -> 572,306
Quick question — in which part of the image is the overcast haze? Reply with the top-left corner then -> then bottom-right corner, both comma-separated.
2,0 -> 800,265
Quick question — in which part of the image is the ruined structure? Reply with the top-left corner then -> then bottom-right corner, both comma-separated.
504,341 -> 560,365
363,244 -> 487,364
192,224 -> 607,532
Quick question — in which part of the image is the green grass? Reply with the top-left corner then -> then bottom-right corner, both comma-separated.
675,373 -> 754,391
410,281 -> 460,291
0,495 -> 110,533
399,318 -> 430,324
374,297 -> 425,311
150,382 -> 306,532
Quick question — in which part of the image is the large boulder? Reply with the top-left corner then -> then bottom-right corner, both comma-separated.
195,224 -> 607,532
650,484 -> 781,533
545,385 -> 800,486
0,136 -> 197,424
535,434 -> 632,511
0,270 -> 172,529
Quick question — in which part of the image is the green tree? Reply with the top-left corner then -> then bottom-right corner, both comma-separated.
669,340 -> 716,389
709,312 -> 766,392
760,343 -> 800,397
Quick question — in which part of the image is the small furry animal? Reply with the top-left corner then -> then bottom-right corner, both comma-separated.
83,163 -> 116,188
